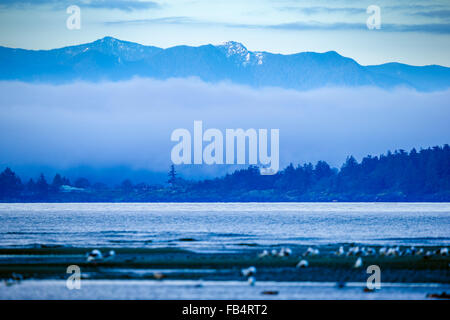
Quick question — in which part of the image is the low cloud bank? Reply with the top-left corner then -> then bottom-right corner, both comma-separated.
0,78 -> 449,181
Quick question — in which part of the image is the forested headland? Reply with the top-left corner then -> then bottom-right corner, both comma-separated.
1,145 -> 449,202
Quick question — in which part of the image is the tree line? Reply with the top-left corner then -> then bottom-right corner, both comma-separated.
0,145 -> 449,202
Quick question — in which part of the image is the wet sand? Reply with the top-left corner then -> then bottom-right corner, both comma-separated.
2,280 -> 449,300
0,244 -> 449,284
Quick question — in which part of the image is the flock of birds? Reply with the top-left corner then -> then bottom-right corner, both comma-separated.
257,245 -> 449,260
2,245 -> 448,291
239,245 -> 450,287
84,245 -> 450,289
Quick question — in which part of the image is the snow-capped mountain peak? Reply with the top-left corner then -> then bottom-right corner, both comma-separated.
254,52 -> 264,65
220,41 -> 248,57
1,38 -> 448,91
218,41 -> 265,66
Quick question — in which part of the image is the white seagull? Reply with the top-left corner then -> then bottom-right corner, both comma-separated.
103,250 -> 116,261
86,249 -> 103,262
278,247 -> 292,257
296,259 -> 309,268
241,266 -> 257,277
354,257 -> 363,268
258,250 -> 269,258
335,246 -> 345,256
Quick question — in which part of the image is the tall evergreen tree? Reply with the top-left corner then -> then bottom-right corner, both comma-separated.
168,165 -> 177,187
0,168 -> 22,199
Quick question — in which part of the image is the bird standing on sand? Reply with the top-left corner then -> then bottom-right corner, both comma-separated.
241,267 -> 256,286
86,249 -> 103,262
347,246 -> 360,256
258,250 -> 269,258
354,257 -> 363,268
278,247 -> 292,257
276,247 -> 292,257
241,266 -> 257,277
304,247 -> 319,256
386,248 -> 397,256
296,259 -> 309,268
104,250 -> 116,260
335,246 -> 345,256
153,272 -> 165,280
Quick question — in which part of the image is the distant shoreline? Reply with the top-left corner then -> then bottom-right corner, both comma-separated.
1,145 -> 449,203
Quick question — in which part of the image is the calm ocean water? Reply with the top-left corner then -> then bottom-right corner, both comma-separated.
0,203 -> 449,250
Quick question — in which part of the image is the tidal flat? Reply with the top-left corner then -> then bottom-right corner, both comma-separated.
1,203 -> 449,299
0,244 -> 448,283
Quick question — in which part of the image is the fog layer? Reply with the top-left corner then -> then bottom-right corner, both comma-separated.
0,78 -> 449,182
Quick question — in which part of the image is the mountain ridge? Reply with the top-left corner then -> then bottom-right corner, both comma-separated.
0,36 -> 449,91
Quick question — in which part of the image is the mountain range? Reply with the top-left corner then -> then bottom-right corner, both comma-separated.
0,36 -> 449,91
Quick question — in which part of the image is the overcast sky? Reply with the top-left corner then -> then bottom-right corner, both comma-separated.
0,0 -> 449,66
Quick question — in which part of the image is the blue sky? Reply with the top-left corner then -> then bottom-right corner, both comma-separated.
0,0 -> 449,66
